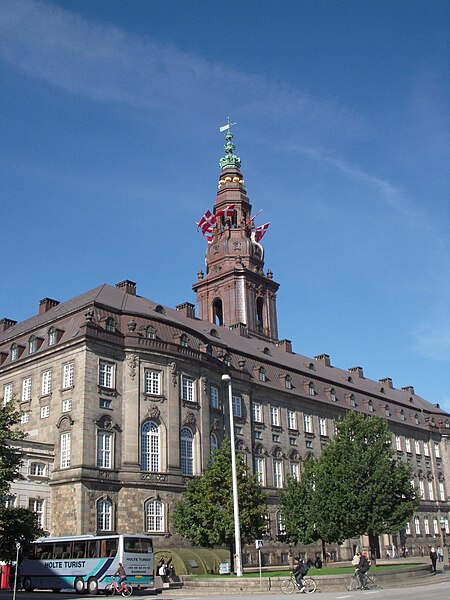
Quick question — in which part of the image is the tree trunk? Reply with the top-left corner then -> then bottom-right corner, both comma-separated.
229,541 -> 235,573
322,539 -> 327,565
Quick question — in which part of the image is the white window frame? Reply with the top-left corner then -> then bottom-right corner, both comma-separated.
210,385 -> 219,409
254,456 -> 265,485
252,402 -> 262,423
97,498 -> 112,531
145,499 -> 165,532
287,410 -> 297,430
414,516 -> 420,535
419,479 -> 425,498
97,431 -> 113,469
60,432 -> 71,469
99,361 -> 115,389
415,440 -> 421,455
181,375 -> 195,402
424,517 -> 430,535
395,435 -> 402,451
41,370 -> 52,395
3,383 -> 13,405
433,517 -> 439,535
63,363 -> 74,389
439,481 -> 445,501
180,427 -> 194,475
303,414 -> 312,434
29,498 -> 44,528
424,442 -> 429,456
22,377 -> 32,402
290,462 -> 300,481
405,438 -> 411,453
405,521 -> 411,535
270,406 -> 280,427
40,405 -> 50,419
434,442 -> 440,458
232,395 -> 242,418
30,462 -> 45,476
62,398 -> 72,412
20,412 -> 29,424
319,417 -> 327,436
144,369 -> 161,395
273,459 -> 283,489
427,480 -> 434,501
141,422 -> 160,472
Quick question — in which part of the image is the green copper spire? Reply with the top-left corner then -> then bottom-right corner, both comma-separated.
219,117 -> 241,170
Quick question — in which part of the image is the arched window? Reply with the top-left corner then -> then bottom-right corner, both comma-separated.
28,336 -> 37,354
210,432 -> 219,459
141,422 -> 160,472
145,499 -> 165,533
256,297 -> 264,330
308,382 -> 315,396
11,343 -> 19,361
212,299 -> 223,326
97,498 -> 112,531
180,427 -> 194,475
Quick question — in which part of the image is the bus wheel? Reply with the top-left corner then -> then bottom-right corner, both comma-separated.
23,578 -> 34,592
88,577 -> 99,595
75,578 -> 85,594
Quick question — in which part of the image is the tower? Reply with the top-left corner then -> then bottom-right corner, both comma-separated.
193,123 -> 279,341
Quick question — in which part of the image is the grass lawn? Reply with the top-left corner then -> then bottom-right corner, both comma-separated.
187,564 -> 422,578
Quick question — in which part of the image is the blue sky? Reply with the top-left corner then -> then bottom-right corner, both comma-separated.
1,0 -> 449,410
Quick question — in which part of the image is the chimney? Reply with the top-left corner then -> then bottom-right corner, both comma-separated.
379,377 -> 394,389
116,280 -> 137,296
229,323 -> 249,337
0,318 -> 17,332
39,298 -> 60,315
348,366 -> 364,378
176,303 -> 196,318
276,339 -> 292,353
314,353 -> 331,367
402,385 -> 415,395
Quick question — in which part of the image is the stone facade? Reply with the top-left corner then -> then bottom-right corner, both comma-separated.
1,134 -> 450,566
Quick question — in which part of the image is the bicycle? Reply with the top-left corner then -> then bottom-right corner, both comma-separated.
344,570 -> 380,591
280,573 -> 317,594
105,578 -> 133,597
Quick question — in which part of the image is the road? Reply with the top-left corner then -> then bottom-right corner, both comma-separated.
1,579 -> 450,600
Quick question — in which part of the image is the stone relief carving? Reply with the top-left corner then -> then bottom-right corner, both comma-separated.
169,362 -> 178,387
127,354 -> 138,380
183,411 -> 197,426
147,406 -> 161,421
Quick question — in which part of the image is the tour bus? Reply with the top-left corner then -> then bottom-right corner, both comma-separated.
19,534 -> 154,594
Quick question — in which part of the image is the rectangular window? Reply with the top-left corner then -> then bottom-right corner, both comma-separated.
30,463 -> 45,476
319,418 -> 327,436
273,459 -> 283,488
253,430 -> 262,440
41,370 -> 52,395
439,481 -> 445,501
232,395 -> 242,418
252,402 -> 262,423
419,479 -> 425,498
62,363 -> 74,389
254,457 -> 265,485
100,398 -> 112,409
415,440 -> 421,455
29,498 -> 44,528
405,438 -> 411,453
144,369 -> 161,395
287,410 -> 297,430
210,385 -> 219,409
62,398 -> 72,412
305,440 -> 313,449
290,462 -> 300,481
433,518 -> 439,535
272,434 -> 280,443
99,361 -> 114,388
234,425 -> 243,436
395,436 -> 402,451
424,442 -> 429,456
97,431 -> 112,469
303,414 -> 312,433
40,405 -> 50,419
3,383 -> 13,406
22,377 -> 32,402
289,437 -> 297,446
427,480 -> 434,501
181,375 -> 195,402
270,406 -> 280,427
434,443 -> 440,458
424,517 -> 430,535
414,517 -> 420,535
60,432 -> 71,469
20,412 -> 29,424
446,519 -> 449,535
405,521 -> 411,535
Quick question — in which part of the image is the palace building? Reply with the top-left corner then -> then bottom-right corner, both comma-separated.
1,129 -> 449,564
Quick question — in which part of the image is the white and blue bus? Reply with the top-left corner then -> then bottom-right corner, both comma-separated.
19,534 -> 154,594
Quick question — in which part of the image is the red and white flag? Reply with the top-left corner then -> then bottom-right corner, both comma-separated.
255,222 -> 270,242
215,204 -> 235,219
197,210 -> 216,234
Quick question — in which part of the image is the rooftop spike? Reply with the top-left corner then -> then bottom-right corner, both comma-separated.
219,116 -> 241,170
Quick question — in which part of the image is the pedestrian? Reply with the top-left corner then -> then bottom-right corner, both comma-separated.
430,547 -> 437,573
437,547 -> 444,562
158,560 -> 168,583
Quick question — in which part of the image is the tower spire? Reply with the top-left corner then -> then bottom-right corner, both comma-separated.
219,117 -> 241,171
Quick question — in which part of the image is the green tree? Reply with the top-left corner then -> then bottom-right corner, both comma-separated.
0,401 -> 45,561
172,438 -> 268,570
279,412 -> 419,561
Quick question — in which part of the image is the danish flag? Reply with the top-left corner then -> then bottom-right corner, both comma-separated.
255,222 -> 270,242
215,204 -> 235,219
197,210 -> 216,235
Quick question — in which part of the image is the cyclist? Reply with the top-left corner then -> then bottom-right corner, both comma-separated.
293,556 -> 308,593
114,563 -> 127,590
355,552 -> 370,589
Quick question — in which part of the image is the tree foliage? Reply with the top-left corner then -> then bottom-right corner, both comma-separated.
0,400 -> 45,561
280,412 -> 419,548
172,438 -> 268,550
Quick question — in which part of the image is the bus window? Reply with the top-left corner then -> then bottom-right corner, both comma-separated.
88,541 -> 99,558
105,539 -> 118,558
124,538 -> 152,553
139,538 -> 153,553
72,541 -> 86,559
54,541 -> 72,559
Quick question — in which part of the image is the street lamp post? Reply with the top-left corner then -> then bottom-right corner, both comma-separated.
12,542 -> 20,600
222,373 -> 243,577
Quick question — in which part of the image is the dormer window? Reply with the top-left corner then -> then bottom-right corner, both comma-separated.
28,336 -> 37,354
154,305 -> 166,314
11,343 -> 19,361
259,367 -> 266,382
105,318 -> 116,333
308,382 -> 315,396
347,376 -> 353,383
180,334 -> 189,348
414,413 -> 420,425
145,326 -> 157,339
400,409 -> 406,421
308,363 -> 315,371
223,354 -> 232,367
349,394 -> 356,407
330,388 -> 336,402
48,327 -> 57,346
385,405 -> 391,417
285,375 -> 292,390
